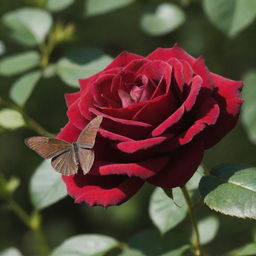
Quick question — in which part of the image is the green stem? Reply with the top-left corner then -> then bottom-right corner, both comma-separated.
0,96 -> 54,137
181,186 -> 204,256
7,198 -> 49,256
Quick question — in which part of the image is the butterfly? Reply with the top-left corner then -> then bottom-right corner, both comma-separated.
25,115 -> 103,176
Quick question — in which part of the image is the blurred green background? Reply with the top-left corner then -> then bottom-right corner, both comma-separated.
1,0 -> 256,255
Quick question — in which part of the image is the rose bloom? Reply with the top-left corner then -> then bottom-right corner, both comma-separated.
57,44 -> 243,207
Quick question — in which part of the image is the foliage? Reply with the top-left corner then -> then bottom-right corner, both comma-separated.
0,0 -> 256,256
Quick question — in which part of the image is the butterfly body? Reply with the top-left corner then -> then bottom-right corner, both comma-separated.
25,116 -> 103,176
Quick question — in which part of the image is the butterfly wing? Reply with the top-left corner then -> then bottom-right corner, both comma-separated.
25,136 -> 71,159
51,150 -> 78,175
77,148 -> 95,175
77,115 -> 103,147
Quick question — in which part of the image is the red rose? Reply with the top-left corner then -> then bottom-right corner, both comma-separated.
57,44 -> 243,207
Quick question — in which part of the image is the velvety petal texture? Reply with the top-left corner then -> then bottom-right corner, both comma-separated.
57,44 -> 244,207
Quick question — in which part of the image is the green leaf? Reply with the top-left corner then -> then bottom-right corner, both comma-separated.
3,8 -> 53,46
199,163 -> 256,218
10,71 -> 41,106
203,0 -> 256,37
30,160 -> 67,210
51,234 -> 119,256
186,165 -> 204,190
0,248 -> 23,256
119,248 -> 146,256
241,71 -> 256,144
160,245 -> 190,256
149,187 -> 187,234
0,51 -> 40,76
56,53 -> 113,87
0,109 -> 25,129
231,243 -> 256,256
47,0 -> 75,12
192,216 -> 219,245
141,3 -> 185,36
85,0 -> 134,17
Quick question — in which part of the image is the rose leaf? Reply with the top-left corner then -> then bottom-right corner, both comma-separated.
230,243 -> 256,256
46,0 -> 75,12
159,245 -> 190,256
85,0 -> 135,17
29,160 -> 67,210
2,8 -> 53,46
140,3 -> 186,36
10,70 -> 41,106
51,234 -> 119,256
0,109 -> 25,130
241,71 -> 256,145
149,187 -> 188,234
0,247 -> 23,256
199,163 -> 256,218
203,0 -> 256,37
0,51 -> 40,76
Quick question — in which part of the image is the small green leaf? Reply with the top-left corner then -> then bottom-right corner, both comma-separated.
57,54 -> 113,87
0,51 -> 40,76
51,234 -> 119,256
47,0 -> 74,12
203,0 -> 256,37
0,109 -> 25,129
231,243 -> 256,256
149,187 -> 187,234
160,245 -> 190,256
85,0 -> 134,17
30,160 -> 67,210
141,3 -> 185,36
0,248 -> 23,256
3,8 -> 53,46
10,71 -> 41,106
192,216 -> 219,245
199,163 -> 256,218
241,71 -> 256,144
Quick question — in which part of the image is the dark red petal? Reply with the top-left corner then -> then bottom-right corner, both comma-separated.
65,92 -> 80,107
167,58 -> 184,93
179,59 -> 194,84
104,51 -> 143,70
192,57 -> 212,90
67,99 -> 87,130
146,44 -> 195,64
99,128 -> 133,142
202,73 -> 244,148
147,140 -> 204,188
62,175 -> 144,207
152,76 -> 202,137
56,122 -> 81,143
92,156 -> 170,179
151,106 -> 185,137
117,135 -> 173,153
137,60 -> 172,87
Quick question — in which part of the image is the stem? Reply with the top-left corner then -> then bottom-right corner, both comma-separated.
181,186 -> 204,256
6,197 -> 49,256
0,96 -> 54,137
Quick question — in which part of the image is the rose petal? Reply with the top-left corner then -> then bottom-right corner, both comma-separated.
117,135 -> 173,153
56,122 -> 81,142
146,44 -> 195,64
99,128 -> 133,142
67,99 -> 87,130
91,156 -> 170,179
179,59 -> 194,84
202,73 -> 244,148
104,51 -> 143,71
62,174 -> 144,207
192,57 -> 212,90
65,92 -> 80,107
147,140 -> 204,188
168,58 -> 184,93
